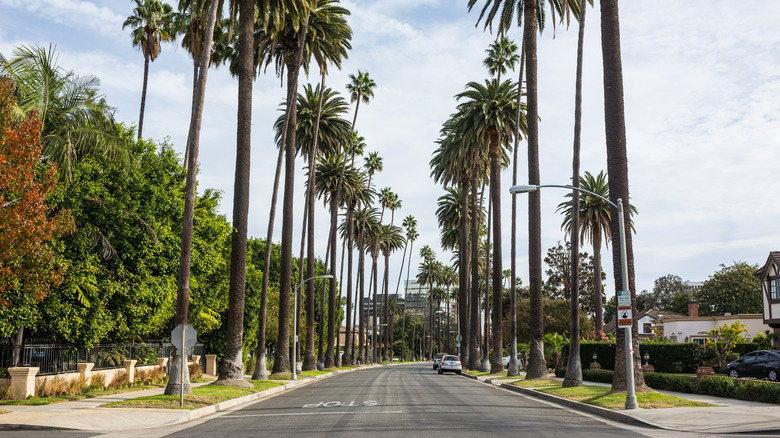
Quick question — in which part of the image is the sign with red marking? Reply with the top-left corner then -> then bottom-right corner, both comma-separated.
617,306 -> 632,328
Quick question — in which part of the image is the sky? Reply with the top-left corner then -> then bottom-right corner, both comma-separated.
2,0 -> 779,303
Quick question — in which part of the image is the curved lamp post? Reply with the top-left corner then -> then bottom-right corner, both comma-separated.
292,274 -> 333,380
509,184 -> 638,410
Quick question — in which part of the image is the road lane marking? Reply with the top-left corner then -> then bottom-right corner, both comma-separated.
221,411 -> 402,418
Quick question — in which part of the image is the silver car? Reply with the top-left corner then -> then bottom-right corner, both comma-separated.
433,353 -> 446,369
438,355 -> 462,375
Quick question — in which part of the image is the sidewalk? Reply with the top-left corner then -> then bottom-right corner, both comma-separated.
470,372 -> 780,435
0,366 -> 376,433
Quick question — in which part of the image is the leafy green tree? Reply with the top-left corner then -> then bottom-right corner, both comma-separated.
697,262 -> 761,316
707,321 -> 748,371
123,0 -> 177,140
543,241 -> 604,316
636,274 -> 687,312
543,332 -> 567,369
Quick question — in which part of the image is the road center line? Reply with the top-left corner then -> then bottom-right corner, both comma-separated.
222,411 -> 403,418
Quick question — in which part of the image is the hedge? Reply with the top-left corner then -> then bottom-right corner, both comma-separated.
561,342 -> 703,373
567,368 -> 780,404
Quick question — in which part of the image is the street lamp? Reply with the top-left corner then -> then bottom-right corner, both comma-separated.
509,184 -> 638,410
292,274 -> 333,380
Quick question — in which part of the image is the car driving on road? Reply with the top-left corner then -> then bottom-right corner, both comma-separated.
438,355 -> 462,374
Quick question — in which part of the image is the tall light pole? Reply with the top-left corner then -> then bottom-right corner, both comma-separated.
292,274 -> 333,380
509,184 -> 638,410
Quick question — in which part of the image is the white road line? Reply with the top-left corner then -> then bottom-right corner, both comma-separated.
221,411 -> 403,418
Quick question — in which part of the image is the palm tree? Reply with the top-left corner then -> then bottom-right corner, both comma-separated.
468,0 -> 579,380
395,215 -> 417,360
0,44 -> 128,182
353,206 -> 379,364
456,79 -> 519,373
315,151 -> 365,368
387,296 -> 403,360
166,0 -> 221,395
416,247 -> 437,360
123,0 -> 176,140
346,69 -> 376,130
600,0 -> 644,394
483,36 -> 519,84
379,224 -> 405,361
560,0 -> 589,389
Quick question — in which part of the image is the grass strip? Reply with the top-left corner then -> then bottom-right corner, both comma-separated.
536,384 -> 716,409
0,384 -> 167,406
103,380 -> 284,410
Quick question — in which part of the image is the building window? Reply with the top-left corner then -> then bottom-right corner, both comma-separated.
772,278 -> 780,300
642,323 -> 652,334
691,338 -> 706,345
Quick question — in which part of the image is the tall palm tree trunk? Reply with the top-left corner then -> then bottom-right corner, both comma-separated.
357,234 -> 366,364
251,138 -> 285,381
524,0 -> 546,380
593,229 -> 604,333
382,253 -> 390,361
371,252 -> 379,363
489,134 -> 503,374
602,0 -> 644,392
343,205 -> 356,364
458,178 -> 470,364
137,54 -> 150,140
507,32 -> 526,378
482,189 -> 491,372
165,0 -> 218,396
468,172 -> 481,370
218,0 -> 254,387
325,196 -> 339,368
563,0 -> 587,389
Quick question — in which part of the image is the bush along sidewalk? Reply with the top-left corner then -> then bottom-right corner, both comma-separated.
555,368 -> 780,404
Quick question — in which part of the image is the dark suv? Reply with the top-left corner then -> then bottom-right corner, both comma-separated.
726,350 -> 780,381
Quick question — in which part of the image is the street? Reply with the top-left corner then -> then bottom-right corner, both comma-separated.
163,363 -> 650,438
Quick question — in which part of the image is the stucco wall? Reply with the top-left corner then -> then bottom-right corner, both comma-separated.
662,315 -> 769,342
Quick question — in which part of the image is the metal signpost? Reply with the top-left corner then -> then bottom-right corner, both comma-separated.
171,323 -> 197,408
509,184 -> 638,409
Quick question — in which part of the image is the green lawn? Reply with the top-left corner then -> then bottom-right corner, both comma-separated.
103,380 -> 285,410
528,382 -> 715,409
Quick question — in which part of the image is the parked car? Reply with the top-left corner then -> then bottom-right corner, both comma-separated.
726,350 -> 780,381
433,353 -> 446,370
438,355 -> 462,375
502,354 -> 524,368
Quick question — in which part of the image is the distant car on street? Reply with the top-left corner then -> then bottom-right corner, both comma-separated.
433,353 -> 446,369
502,353 -> 524,368
438,355 -> 462,375
726,350 -> 780,381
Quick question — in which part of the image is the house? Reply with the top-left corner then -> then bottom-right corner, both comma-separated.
755,251 -> 780,329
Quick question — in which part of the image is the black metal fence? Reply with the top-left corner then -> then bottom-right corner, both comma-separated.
0,339 -> 205,377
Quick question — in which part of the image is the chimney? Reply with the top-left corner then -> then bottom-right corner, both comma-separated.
688,301 -> 699,318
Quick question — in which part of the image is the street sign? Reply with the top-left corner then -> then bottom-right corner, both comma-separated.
617,306 -> 632,328
171,323 -> 197,354
456,333 -> 463,343
616,290 -> 631,307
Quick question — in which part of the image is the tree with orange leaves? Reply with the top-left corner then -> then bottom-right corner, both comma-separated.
0,77 -> 74,351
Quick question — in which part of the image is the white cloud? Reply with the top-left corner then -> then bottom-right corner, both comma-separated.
1,0 -> 125,38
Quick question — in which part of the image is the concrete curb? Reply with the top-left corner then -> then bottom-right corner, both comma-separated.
496,383 -> 661,429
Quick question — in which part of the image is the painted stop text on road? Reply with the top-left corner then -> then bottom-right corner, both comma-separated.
303,400 -> 379,408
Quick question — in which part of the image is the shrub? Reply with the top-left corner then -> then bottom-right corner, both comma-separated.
135,366 -> 166,385
582,368 -> 614,384
108,370 -> 129,389
698,376 -> 737,399
36,375 -> 87,397
90,372 -> 107,389
643,372 -> 698,393
189,362 -> 202,380
571,341 -> 616,371
734,379 -> 780,404
0,385 -> 13,400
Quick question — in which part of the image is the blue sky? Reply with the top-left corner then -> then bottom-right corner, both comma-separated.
2,1 -> 779,302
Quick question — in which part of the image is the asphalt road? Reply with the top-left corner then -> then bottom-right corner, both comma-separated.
164,363 -> 653,438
